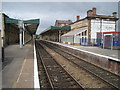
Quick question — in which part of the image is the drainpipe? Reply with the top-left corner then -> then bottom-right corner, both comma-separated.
101,19 -> 104,49
111,36 -> 113,50
100,19 -> 103,48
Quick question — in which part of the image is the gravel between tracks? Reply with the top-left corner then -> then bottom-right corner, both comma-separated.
42,44 -> 112,88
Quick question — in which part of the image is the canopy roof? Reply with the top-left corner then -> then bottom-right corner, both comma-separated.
62,27 -> 87,37
40,26 -> 71,35
5,17 -> 39,24
4,14 -> 40,35
25,24 -> 39,35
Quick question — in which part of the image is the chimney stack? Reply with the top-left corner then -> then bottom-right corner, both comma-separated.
76,16 -> 80,21
112,12 -> 117,17
92,8 -> 96,15
87,10 -> 93,17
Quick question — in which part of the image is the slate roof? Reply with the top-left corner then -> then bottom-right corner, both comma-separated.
55,20 -> 72,25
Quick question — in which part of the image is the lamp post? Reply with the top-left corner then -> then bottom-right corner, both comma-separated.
18,20 -> 24,48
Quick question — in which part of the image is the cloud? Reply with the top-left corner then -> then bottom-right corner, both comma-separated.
2,2 -> 118,34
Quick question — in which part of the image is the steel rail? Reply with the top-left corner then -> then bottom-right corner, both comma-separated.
39,42 -> 85,89
36,41 -> 84,89
41,40 -> 120,89
36,42 -> 54,89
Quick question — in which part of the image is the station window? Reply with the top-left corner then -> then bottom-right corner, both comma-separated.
82,37 -> 84,42
85,30 -> 87,36
85,37 -> 87,42
82,32 -> 84,36
78,33 -> 81,36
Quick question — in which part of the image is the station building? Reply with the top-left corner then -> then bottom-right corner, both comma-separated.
61,8 -> 119,48
40,20 -> 72,42
55,20 -> 72,27
40,26 -> 71,42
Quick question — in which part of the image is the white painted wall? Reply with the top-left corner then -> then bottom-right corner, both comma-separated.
118,1 -> 120,32
91,19 -> 101,40
91,19 -> 116,42
74,36 -> 80,43
102,20 -> 115,32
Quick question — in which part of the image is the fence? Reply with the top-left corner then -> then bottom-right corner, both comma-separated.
91,37 -> 120,49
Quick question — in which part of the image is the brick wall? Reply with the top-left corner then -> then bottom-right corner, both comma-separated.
4,23 -> 19,46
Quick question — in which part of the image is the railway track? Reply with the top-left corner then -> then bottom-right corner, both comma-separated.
35,41 -> 84,89
40,40 -> 120,89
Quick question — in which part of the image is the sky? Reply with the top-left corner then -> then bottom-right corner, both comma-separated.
2,2 -> 119,34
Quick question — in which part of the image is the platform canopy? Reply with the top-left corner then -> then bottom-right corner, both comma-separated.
4,16 -> 40,35
25,24 -> 39,35
5,17 -> 39,24
40,26 -> 71,35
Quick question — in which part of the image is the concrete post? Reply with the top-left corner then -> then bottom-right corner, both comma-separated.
18,20 -> 23,48
23,30 -> 24,46
19,29 -> 23,48
59,30 -> 61,42
102,32 -> 104,49
111,36 -> 114,50
23,24 -> 25,46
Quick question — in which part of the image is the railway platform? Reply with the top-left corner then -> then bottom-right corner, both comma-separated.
54,41 -> 120,60
2,43 -> 36,88
69,44 -> 119,60
43,40 -> 120,74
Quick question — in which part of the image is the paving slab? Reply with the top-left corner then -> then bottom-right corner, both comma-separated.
73,45 -> 120,59
2,44 -> 34,88
54,42 -> 120,60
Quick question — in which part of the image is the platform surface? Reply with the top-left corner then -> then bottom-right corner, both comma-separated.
52,41 -> 120,60
2,44 -> 34,88
73,45 -> 119,59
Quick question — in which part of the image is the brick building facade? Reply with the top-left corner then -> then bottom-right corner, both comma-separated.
61,8 -> 119,47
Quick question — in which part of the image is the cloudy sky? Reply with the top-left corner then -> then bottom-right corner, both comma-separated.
2,2 -> 118,34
